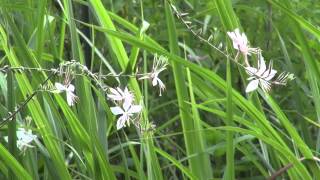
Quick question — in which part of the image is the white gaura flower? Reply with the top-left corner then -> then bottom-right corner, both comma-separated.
4,128 -> 37,152
139,55 -> 168,96
227,28 -> 253,55
110,103 -> 142,130
227,28 -> 259,66
245,55 -> 277,93
107,87 -> 134,107
151,70 -> 166,96
55,82 -> 78,106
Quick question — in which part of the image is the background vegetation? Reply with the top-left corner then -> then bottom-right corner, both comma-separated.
0,0 -> 320,179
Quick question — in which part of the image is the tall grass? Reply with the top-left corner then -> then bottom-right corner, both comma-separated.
0,0 -> 319,179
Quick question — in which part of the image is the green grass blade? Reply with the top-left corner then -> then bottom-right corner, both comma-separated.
0,143 -> 32,180
165,1 -> 212,179
7,70 -> 17,180
226,57 -> 234,180
268,0 -> 320,40
88,1 -> 163,179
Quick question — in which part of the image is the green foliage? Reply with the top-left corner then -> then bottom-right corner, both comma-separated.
0,0 -> 320,179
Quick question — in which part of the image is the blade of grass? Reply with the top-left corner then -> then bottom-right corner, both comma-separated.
0,143 -> 32,180
267,0 -> 320,40
226,57 -> 234,180
186,67 -> 213,179
88,1 -> 163,179
276,29 -> 313,147
165,1 -> 212,179
35,0 -> 47,62
155,148 -> 197,180
7,69 -> 17,180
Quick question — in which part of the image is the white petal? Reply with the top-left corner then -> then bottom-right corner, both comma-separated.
245,67 -> 258,75
123,101 -> 131,111
107,87 -> 123,101
124,87 -> 129,94
109,88 -> 120,95
128,105 -> 142,114
227,32 -> 235,40
117,115 -> 129,130
152,77 -> 159,86
55,83 -> 66,92
116,116 -> 127,130
67,84 -> 75,92
107,94 -> 123,101
227,32 -> 239,50
158,79 -> 165,89
265,70 -> 277,81
123,100 -> 133,111
157,79 -> 166,96
241,32 -> 248,45
117,87 -> 124,95
256,56 -> 267,76
67,92 -> 77,106
110,106 -> 124,115
246,79 -> 259,93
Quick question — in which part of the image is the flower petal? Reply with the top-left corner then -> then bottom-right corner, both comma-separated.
245,79 -> 259,93
66,92 -> 77,106
55,83 -> 66,92
123,100 -> 132,111
245,67 -> 258,75
67,84 -> 75,92
152,77 -> 159,86
116,116 -> 127,130
256,55 -> 267,76
128,105 -> 142,114
110,106 -> 124,115
265,70 -> 277,81
107,95 -> 122,101
109,88 -> 120,95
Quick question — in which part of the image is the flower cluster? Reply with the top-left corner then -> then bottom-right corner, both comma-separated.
3,55 -> 167,131
4,128 -> 37,153
45,55 -> 168,131
107,87 -> 142,130
227,28 -> 294,93
227,28 -> 259,62
55,82 -> 78,106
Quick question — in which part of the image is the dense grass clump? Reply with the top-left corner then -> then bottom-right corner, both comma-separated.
0,0 -> 320,179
